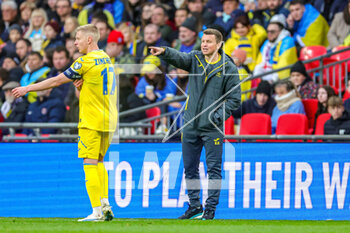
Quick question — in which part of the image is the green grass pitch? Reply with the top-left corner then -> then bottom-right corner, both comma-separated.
1,218 -> 350,233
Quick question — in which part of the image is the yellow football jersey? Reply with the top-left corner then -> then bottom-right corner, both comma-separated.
64,50 -> 117,132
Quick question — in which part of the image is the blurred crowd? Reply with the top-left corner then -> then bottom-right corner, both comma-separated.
0,0 -> 350,137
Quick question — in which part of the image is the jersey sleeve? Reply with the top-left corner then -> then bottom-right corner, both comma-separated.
63,56 -> 86,80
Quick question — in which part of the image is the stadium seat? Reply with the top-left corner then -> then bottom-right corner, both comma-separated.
41,134 -> 59,143
239,113 -> 271,135
276,114 -> 309,135
13,133 -> 29,143
302,99 -> 318,133
145,107 -> 161,134
330,46 -> 350,72
299,46 -> 327,78
224,116 -> 235,135
314,113 -> 331,135
322,57 -> 345,94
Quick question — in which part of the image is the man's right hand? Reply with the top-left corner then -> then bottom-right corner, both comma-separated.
12,86 -> 28,98
149,46 -> 165,56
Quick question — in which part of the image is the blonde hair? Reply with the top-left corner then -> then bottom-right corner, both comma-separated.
20,1 -> 36,11
64,16 -> 79,38
76,24 -> 100,42
24,8 -> 48,38
117,22 -> 136,43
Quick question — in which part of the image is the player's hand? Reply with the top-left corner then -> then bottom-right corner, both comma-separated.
149,46 -> 165,56
12,86 -> 28,98
73,79 -> 83,91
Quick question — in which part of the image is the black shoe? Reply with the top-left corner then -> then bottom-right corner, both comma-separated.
201,209 -> 215,220
178,205 -> 203,219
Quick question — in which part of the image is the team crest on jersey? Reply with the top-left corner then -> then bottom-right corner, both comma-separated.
74,62 -> 82,70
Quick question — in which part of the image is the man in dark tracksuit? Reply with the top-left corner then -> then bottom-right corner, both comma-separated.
150,28 -> 241,220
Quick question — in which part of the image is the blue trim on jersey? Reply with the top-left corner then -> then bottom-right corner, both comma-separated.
63,67 -> 82,80
293,4 -> 319,38
238,44 -> 252,48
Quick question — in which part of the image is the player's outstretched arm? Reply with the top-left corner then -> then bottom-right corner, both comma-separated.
12,73 -> 72,98
149,46 -> 193,71
149,46 -> 165,56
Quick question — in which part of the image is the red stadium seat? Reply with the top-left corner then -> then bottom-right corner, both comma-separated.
330,46 -> 350,72
41,134 -> 59,143
276,114 -> 309,135
146,107 -> 161,134
239,113 -> 271,135
322,57 -> 345,94
299,46 -> 327,77
13,133 -> 29,143
314,113 -> 331,135
224,116 -> 235,135
302,99 -> 318,133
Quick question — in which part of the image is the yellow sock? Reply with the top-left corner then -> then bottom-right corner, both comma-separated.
97,162 -> 109,199
83,164 -> 101,208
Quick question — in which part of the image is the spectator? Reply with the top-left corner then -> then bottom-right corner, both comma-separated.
174,17 -> 201,52
0,0 -> 20,42
23,78 -> 66,135
118,22 -> 138,56
0,82 -> 28,126
16,38 -> 32,63
324,96 -> 350,135
287,0 -> 329,48
78,1 -> 116,29
254,14 -> 297,82
151,4 -> 177,44
188,0 -> 216,26
19,52 -> 51,103
106,30 -> 135,65
135,24 -> 169,63
224,14 -> 266,71
140,2 -> 156,30
314,85 -> 336,129
47,47 -> 72,98
206,0 -> 223,14
45,0 -> 59,20
55,0 -> 77,27
19,2 -> 36,34
290,61 -> 318,99
24,8 -> 48,52
41,21 -> 64,53
1,24 -> 22,60
63,16 -> 79,40
64,85 -> 79,128
252,0 -> 289,29
72,0 -> 86,12
311,0 -> 347,24
232,80 -> 276,118
0,68 -> 9,103
231,49 -> 251,101
271,80 -> 305,133
122,0 -> 144,27
174,7 -> 189,29
65,38 -> 77,58
214,0 -> 244,35
1,55 -> 24,82
94,20 -> 111,50
327,1 -> 350,49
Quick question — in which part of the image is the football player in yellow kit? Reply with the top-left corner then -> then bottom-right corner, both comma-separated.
13,24 -> 117,222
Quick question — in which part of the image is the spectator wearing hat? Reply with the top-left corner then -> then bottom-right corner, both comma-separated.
224,13 -> 266,71
1,24 -> 22,60
214,0 -> 244,35
135,24 -> 169,63
94,20 -> 111,51
41,21 -> 65,54
290,61 -> 318,99
1,55 -> 24,82
324,96 -> 350,136
23,78 -> 66,135
0,81 -> 29,128
232,80 -> 276,118
253,14 -> 297,83
287,0 -> 329,48
252,0 -> 289,29
151,4 -> 177,44
173,17 -> 201,53
0,0 -> 20,43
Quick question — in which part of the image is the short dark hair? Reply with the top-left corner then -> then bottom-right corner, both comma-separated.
154,4 -> 167,15
0,68 -> 9,82
290,0 -> 305,6
269,22 -> 284,31
234,14 -> 250,28
328,96 -> 343,108
17,38 -> 31,47
203,28 -> 223,43
53,46 -> 70,59
28,51 -> 43,60
176,7 -> 189,14
56,0 -> 71,7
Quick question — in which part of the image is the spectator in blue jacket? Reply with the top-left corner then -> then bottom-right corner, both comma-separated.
271,79 -> 305,133
23,78 -> 66,135
252,0 -> 290,29
214,0 -> 244,35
